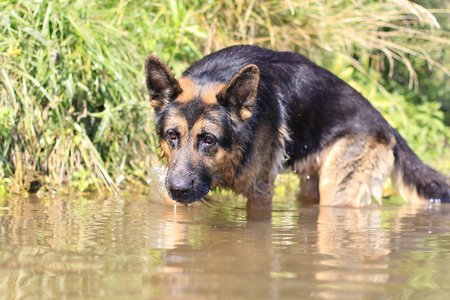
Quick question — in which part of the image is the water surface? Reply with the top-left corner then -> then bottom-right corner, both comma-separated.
1,193 -> 450,299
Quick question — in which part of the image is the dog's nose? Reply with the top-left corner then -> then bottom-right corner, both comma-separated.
168,178 -> 193,197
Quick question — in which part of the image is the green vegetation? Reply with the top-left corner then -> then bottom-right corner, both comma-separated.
0,0 -> 449,195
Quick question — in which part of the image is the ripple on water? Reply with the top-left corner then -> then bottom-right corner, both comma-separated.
1,195 -> 450,299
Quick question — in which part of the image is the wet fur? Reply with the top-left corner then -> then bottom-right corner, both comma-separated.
145,45 -> 450,209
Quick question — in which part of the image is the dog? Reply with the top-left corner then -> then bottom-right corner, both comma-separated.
144,45 -> 450,209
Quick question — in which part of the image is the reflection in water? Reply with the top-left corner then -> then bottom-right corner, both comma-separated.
315,207 -> 391,285
1,195 -> 450,299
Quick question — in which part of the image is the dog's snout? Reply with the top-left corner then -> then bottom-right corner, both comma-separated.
165,162 -> 211,204
168,178 -> 193,196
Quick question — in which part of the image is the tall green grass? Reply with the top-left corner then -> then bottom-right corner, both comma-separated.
0,0 -> 449,194
0,0 -> 160,193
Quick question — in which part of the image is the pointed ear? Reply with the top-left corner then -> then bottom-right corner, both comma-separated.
145,55 -> 182,112
218,64 -> 259,120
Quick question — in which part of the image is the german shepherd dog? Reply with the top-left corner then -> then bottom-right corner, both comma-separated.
145,45 -> 450,209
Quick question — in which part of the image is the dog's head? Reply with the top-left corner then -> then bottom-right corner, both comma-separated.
144,55 -> 259,205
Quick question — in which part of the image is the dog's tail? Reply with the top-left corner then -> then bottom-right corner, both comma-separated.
391,129 -> 450,203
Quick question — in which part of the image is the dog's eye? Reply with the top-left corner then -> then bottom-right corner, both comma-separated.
203,135 -> 215,145
168,131 -> 177,141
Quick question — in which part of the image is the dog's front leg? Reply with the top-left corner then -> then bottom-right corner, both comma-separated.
244,176 -> 275,210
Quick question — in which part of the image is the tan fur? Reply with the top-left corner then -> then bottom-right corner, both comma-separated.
150,99 -> 161,109
201,83 -> 227,104
164,112 -> 188,139
191,114 -> 224,138
317,136 -> 395,207
391,170 -> 422,204
190,118 -> 206,138
240,109 -> 252,120
212,147 -> 243,187
294,136 -> 396,207
176,78 -> 196,102
176,78 -> 225,105
294,152 -> 321,202
160,140 -> 171,161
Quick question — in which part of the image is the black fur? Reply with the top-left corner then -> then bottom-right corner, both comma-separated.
393,130 -> 450,201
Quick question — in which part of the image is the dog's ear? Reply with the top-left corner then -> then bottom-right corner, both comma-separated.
145,55 -> 182,112
218,64 -> 259,120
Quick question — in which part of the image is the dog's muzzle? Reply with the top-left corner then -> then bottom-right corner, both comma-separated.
166,174 -> 210,205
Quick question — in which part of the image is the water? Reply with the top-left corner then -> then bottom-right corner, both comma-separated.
1,193 -> 450,299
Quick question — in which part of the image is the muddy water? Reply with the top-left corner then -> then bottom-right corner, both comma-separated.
1,193 -> 450,299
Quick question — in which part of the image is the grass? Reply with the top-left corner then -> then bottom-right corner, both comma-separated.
0,0 -> 449,194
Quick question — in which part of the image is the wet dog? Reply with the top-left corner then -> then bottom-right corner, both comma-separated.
144,45 -> 450,209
